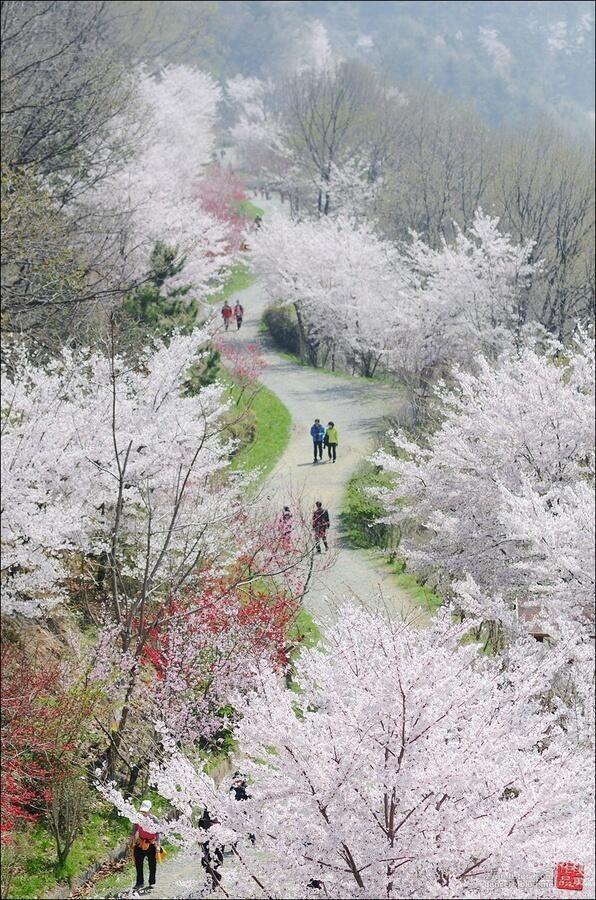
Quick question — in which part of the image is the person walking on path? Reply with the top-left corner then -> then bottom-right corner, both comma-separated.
230,772 -> 250,802
199,807 -> 223,890
130,800 -> 161,891
280,506 -> 293,533
233,301 -> 244,330
221,301 -> 233,331
310,419 -> 325,463
325,421 -> 339,462
312,501 -> 330,553
279,505 -> 293,538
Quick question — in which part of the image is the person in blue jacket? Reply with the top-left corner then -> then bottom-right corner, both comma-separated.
310,418 -> 325,463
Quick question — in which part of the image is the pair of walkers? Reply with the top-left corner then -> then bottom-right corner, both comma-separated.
278,502 -> 329,553
221,301 -> 244,331
310,419 -> 339,464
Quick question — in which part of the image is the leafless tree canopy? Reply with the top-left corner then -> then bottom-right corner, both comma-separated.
0,2 -> 147,351
1,0 -> 135,199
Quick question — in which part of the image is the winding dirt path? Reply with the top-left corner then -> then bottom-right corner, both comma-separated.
223,196 -> 419,625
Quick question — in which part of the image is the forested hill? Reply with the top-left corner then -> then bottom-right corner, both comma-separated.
117,0 -> 595,138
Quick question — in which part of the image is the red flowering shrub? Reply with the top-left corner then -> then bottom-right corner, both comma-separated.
0,648 -> 100,841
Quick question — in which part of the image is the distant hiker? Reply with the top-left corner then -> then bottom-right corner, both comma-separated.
282,638 -> 298,687
325,421 -> 339,462
234,301 -> 244,329
130,800 -> 161,891
230,773 -> 256,845
312,501 -> 330,552
221,301 -> 233,331
279,506 -> 293,537
277,506 -> 293,551
199,807 -> 223,888
310,419 -> 325,463
254,214 -> 262,229
230,772 -> 250,802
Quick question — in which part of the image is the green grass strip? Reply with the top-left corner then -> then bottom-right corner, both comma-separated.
226,380 -> 291,486
341,462 -> 442,614
7,808 -> 131,899
234,198 -> 265,219
384,561 -> 443,613
206,262 -> 253,305
289,606 -> 321,650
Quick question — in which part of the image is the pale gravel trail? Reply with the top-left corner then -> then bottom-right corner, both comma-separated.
110,197 -> 424,900
229,282 -> 416,622
222,195 -> 421,624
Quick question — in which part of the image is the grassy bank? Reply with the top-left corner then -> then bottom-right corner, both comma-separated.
341,460 -> 396,549
341,461 -> 442,614
289,606 -> 321,651
4,805 -> 130,900
234,198 -> 264,219
14,792 -> 174,900
382,557 -> 442,613
260,305 -> 399,384
80,859 -> 136,899
207,262 -> 253,305
274,348 -> 367,380
226,378 -> 291,485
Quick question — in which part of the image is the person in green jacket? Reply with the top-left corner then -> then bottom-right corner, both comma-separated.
325,421 -> 338,462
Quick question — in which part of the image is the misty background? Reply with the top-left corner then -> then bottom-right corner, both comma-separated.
115,0 -> 595,138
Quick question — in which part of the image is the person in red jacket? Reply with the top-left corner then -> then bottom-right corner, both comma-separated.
130,799 -> 161,890
221,301 -> 233,331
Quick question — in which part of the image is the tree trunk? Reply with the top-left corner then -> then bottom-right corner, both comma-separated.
293,304 -> 318,366
105,665 -> 137,779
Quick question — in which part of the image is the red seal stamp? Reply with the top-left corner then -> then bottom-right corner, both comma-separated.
554,862 -> 584,891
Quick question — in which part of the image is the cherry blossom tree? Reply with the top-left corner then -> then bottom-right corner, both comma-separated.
82,528 -> 311,786
324,158 -> 382,222
196,164 -> 250,255
374,332 -> 595,638
1,328 -> 243,619
91,65 -> 235,300
295,20 -> 333,74
250,209 -> 538,382
227,71 -> 377,216
250,212 -> 405,374
99,606 -> 595,899
142,575 -> 299,748
1,327 -> 258,774
391,210 -> 538,389
228,61 -> 401,219
227,75 -> 293,196
2,322 -> 319,778
216,340 -> 266,405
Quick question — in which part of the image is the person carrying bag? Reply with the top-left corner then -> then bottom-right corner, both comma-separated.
130,800 -> 161,890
